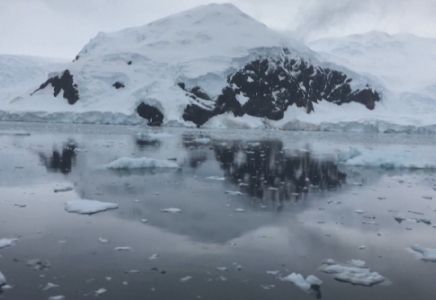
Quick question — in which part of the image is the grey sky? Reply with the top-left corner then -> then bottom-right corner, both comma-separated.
1,0 -> 436,59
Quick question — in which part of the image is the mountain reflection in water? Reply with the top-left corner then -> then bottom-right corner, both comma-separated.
39,142 -> 77,174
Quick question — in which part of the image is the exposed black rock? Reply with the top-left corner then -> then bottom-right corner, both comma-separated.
180,49 -> 380,127
136,102 -> 164,126
113,82 -> 125,89
31,70 -> 79,105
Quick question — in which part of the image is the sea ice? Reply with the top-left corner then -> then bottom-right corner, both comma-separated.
105,157 -> 179,169
149,254 -> 158,260
99,238 -> 109,243
65,200 -> 119,215
282,273 -> 322,298
114,247 -> 132,251
234,208 -> 245,212
180,276 -> 193,282
354,209 -> 365,214
41,282 -> 59,291
193,138 -> 212,144
48,296 -> 65,300
54,187 -> 73,193
411,245 -> 436,262
319,259 -> 386,286
0,238 -> 16,249
160,208 -> 182,213
0,271 -> 6,286
216,267 -> 227,271
95,288 -> 107,296
206,176 -> 226,181
225,191 -> 244,196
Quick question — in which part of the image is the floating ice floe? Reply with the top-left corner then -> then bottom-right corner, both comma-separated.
319,259 -> 386,286
180,276 -> 193,282
41,282 -> 59,291
95,288 -> 107,296
266,270 -> 280,276
114,247 -> 132,251
149,254 -> 158,260
354,209 -> 365,214
193,138 -> 212,144
225,191 -> 244,196
0,271 -> 6,287
48,296 -> 65,300
411,245 -> 436,262
105,157 -> 179,169
206,176 -> 226,181
27,259 -> 51,271
0,238 -> 17,249
216,267 -> 227,271
65,200 -> 119,215
0,130 -> 30,136
140,219 -> 148,223
234,208 -> 245,213
282,273 -> 322,298
394,216 -> 431,225
136,132 -> 173,142
160,208 -> 182,213
99,237 -> 109,244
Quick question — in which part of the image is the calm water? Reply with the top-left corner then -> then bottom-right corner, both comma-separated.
0,122 -> 435,300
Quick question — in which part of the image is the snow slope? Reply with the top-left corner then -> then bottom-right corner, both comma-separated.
308,32 -> 436,129
0,3 -> 382,129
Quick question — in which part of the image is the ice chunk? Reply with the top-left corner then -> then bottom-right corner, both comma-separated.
95,288 -> 107,296
114,247 -> 132,251
149,254 -> 158,260
27,259 -> 51,270
234,208 -> 245,212
48,296 -> 65,300
160,208 -> 182,213
282,273 -> 322,298
99,237 -> 109,244
193,138 -> 211,144
206,176 -> 225,181
319,259 -> 385,286
266,270 -> 280,276
225,191 -> 244,196
41,282 -> 59,291
180,276 -> 193,282
0,238 -> 17,249
411,245 -> 436,262
140,219 -> 148,223
65,200 -> 119,215
105,157 -> 179,169
0,271 -> 6,286
216,267 -> 227,271
54,187 -> 73,193
354,209 -> 365,214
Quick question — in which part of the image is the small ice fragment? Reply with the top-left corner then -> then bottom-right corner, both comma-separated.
114,247 -> 132,251
225,191 -> 244,196
133,199 -> 140,203
0,271 -> 6,286
122,281 -> 128,285
105,157 -> 179,169
216,267 -> 227,271
99,238 -> 109,244
41,282 -> 59,291
411,245 -> 436,262
48,296 -> 65,300
125,270 -> 140,274
282,273 -> 322,297
149,254 -> 158,260
27,259 -> 51,270
193,138 -> 211,144
408,211 -> 424,215
359,245 -> 367,250
0,238 -> 17,249
423,196 -> 433,200
354,209 -> 365,214
261,284 -> 275,290
347,260 -> 366,267
140,219 -> 148,223
65,200 -> 119,215
207,176 -> 225,181
105,277 -> 112,281
180,276 -> 192,282
234,208 -> 245,213
160,208 -> 182,213
15,204 -> 26,208
217,276 -> 227,281
268,187 -> 278,191
362,221 -> 378,225
95,288 -> 107,296
54,187 -> 73,193
266,270 -> 280,276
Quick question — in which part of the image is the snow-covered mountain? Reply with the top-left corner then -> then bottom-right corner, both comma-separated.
0,55 -> 67,103
0,3 -> 381,128
309,31 -> 436,127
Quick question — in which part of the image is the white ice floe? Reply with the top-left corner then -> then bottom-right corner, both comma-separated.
0,271 -> 6,286
65,200 -> 119,215
411,245 -> 436,262
225,191 -> 244,196
54,187 -> 73,193
160,208 -> 182,213
180,276 -> 193,282
0,238 -> 17,249
48,296 -> 65,300
105,157 -> 179,169
95,288 -> 107,296
266,270 -> 280,276
149,254 -> 159,260
140,219 -> 148,223
193,138 -> 212,144
206,176 -> 226,181
234,208 -> 245,213
99,238 -> 109,244
216,267 -> 227,271
136,132 -> 173,142
354,209 -> 365,214
41,282 -> 59,291
282,273 -> 322,297
114,247 -> 132,251
319,259 -> 386,286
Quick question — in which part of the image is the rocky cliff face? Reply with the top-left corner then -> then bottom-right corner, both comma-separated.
181,50 -> 380,127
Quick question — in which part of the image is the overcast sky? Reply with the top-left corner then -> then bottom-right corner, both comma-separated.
1,0 -> 436,59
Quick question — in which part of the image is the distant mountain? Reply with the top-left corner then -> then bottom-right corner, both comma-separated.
309,31 -> 436,120
1,3 -> 379,127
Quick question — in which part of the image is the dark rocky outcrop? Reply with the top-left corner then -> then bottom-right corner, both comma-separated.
31,70 -> 79,105
127,61 -> 132,65
181,49 -> 380,127
113,82 -> 125,89
136,102 -> 164,126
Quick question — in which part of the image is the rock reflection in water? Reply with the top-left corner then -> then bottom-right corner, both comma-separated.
213,140 -> 346,201
39,142 -> 76,174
